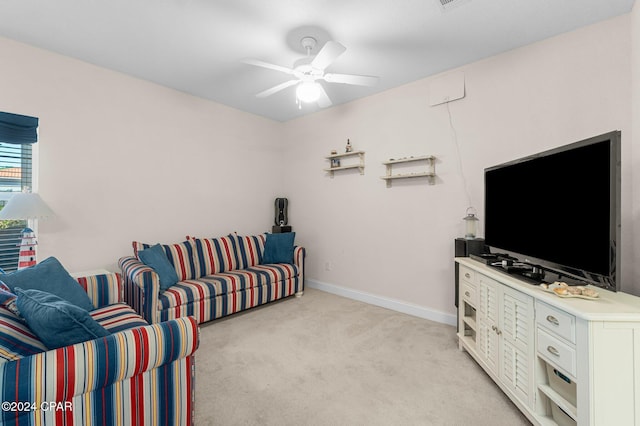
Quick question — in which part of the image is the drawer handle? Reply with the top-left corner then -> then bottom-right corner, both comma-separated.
546,315 -> 560,326
547,346 -> 560,357
465,291 -> 471,297
465,273 -> 471,279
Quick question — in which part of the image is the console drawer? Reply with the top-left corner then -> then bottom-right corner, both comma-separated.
537,328 -> 577,378
459,265 -> 476,284
536,301 -> 576,344
461,281 -> 477,307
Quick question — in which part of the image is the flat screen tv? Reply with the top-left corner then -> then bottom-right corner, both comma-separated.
484,131 -> 621,291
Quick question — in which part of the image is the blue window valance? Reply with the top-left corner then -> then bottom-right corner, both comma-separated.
0,112 -> 39,144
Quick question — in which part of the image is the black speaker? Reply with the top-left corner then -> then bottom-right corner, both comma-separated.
455,238 -> 486,257
274,198 -> 288,226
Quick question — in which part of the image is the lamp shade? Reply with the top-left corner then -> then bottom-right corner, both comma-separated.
0,192 -> 54,220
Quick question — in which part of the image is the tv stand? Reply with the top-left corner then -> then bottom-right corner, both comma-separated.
456,257 -> 640,425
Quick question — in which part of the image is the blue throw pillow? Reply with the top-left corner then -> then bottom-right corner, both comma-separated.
1,257 -> 94,311
262,232 -> 296,264
15,288 -> 110,350
138,244 -> 179,291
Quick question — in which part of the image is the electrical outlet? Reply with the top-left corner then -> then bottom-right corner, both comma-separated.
324,261 -> 332,271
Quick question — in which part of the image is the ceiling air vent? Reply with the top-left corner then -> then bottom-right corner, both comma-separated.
437,0 -> 471,12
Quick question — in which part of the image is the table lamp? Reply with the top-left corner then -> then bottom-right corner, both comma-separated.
0,191 -> 54,269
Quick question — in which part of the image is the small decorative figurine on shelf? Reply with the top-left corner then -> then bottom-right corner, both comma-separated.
345,139 -> 352,153
330,150 -> 340,168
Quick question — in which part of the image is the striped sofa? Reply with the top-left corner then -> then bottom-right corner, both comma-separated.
119,234 -> 305,324
0,272 -> 199,426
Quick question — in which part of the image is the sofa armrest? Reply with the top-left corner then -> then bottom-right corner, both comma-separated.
119,256 -> 161,323
75,271 -> 123,309
0,316 -> 199,424
294,246 -> 305,270
294,246 -> 305,288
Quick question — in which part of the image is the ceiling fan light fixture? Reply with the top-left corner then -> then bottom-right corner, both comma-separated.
296,81 -> 322,103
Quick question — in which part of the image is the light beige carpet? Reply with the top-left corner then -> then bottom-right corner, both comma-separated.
195,288 -> 530,425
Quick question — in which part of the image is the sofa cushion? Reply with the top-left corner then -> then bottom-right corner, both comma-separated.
158,264 -> 300,309
138,244 -> 180,291
262,232 -> 296,264
133,240 -> 199,281
245,264 -> 299,283
1,257 -> 94,312
15,288 -> 110,350
193,236 -> 239,276
0,306 -> 46,363
234,234 -> 266,269
90,303 -> 149,333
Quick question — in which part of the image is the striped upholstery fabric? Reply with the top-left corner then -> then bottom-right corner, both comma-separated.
159,264 -> 299,309
119,257 -> 160,323
234,234 -> 266,269
0,272 -> 145,365
77,272 -> 123,309
0,283 -> 20,316
246,263 -> 298,282
0,307 -> 46,362
159,280 -> 300,324
133,240 -> 199,281
91,303 -> 149,333
121,242 -> 307,325
193,236 -> 239,277
293,245 -> 305,283
0,316 -> 199,425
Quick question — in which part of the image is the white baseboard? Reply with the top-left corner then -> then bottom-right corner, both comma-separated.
306,279 -> 457,326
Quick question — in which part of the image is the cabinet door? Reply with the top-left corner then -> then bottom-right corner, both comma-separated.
478,317 -> 499,374
500,286 -> 534,407
501,287 -> 533,352
479,275 -> 499,324
478,276 -> 499,374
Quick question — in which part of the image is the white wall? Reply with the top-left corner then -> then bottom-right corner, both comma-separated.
0,37 -> 283,272
629,2 -> 640,294
282,14 -> 633,321
0,13 -> 635,320
632,2 -> 640,296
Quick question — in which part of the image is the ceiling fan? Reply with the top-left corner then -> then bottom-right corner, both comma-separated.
244,36 -> 379,108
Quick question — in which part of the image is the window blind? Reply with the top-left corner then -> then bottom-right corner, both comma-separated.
0,112 -> 39,144
0,143 -> 32,271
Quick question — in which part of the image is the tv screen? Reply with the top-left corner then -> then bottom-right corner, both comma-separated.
484,131 -> 621,291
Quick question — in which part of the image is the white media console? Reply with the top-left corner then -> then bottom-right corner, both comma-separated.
456,257 -> 640,426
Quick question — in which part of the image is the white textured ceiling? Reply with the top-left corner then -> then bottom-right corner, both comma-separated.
0,0 -> 635,122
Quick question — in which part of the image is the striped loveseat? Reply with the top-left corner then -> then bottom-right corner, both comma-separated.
119,234 -> 305,324
0,272 -> 199,426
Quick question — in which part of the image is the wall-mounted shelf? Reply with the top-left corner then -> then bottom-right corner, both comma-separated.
380,155 -> 435,187
324,151 -> 365,177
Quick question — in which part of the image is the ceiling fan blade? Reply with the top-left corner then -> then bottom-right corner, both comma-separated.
243,58 -> 295,75
256,80 -> 299,98
311,41 -> 346,71
316,85 -> 332,108
324,73 -> 379,86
